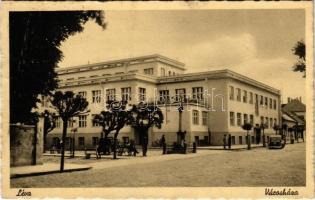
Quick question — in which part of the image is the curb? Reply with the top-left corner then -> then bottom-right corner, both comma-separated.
10,166 -> 92,179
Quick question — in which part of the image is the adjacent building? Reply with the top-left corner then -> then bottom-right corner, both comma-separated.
44,54 -> 281,149
282,97 -> 306,134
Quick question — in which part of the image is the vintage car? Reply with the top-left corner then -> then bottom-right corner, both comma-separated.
268,135 -> 285,149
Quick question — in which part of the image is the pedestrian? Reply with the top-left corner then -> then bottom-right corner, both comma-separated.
160,135 -> 167,154
96,144 -> 101,159
129,140 -> 138,156
160,135 -> 166,147
223,134 -> 227,150
228,134 -> 232,149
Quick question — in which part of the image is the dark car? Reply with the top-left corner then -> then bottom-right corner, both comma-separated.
268,135 -> 285,149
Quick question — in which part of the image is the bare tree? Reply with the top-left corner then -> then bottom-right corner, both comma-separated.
130,103 -> 164,156
50,91 -> 89,172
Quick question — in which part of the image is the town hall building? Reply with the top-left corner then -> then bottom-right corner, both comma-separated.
44,54 -> 281,149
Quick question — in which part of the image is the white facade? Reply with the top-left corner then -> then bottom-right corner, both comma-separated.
45,54 -> 281,148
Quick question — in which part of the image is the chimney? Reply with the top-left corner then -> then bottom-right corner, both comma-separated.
287,97 -> 291,103
299,96 -> 302,102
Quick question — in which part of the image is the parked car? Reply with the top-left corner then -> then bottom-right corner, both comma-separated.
268,135 -> 285,149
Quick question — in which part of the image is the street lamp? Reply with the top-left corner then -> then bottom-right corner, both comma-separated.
260,123 -> 267,147
176,103 -> 187,154
242,123 -> 252,150
70,119 -> 78,158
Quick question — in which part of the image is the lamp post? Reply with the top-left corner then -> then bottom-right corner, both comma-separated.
70,119 -> 78,158
242,123 -> 252,150
273,124 -> 280,135
177,104 -> 186,151
260,123 -> 266,147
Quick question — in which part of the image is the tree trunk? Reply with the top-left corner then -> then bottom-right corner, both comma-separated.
32,123 -> 38,165
43,133 -> 47,153
113,133 -> 118,159
60,120 -> 68,172
141,127 -> 149,156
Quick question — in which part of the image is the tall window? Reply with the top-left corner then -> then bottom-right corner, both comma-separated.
260,95 -> 264,105
106,89 -> 116,101
230,112 -> 235,126
161,68 -> 165,76
250,114 -> 254,125
65,137 -> 71,147
168,71 -> 171,76
243,114 -> 248,124
273,99 -> 277,110
269,98 -> 273,109
121,87 -> 131,101
274,118 -> 277,126
270,118 -> 273,128
260,116 -> 264,125
239,136 -> 243,145
243,90 -> 247,103
229,86 -> 234,100
92,137 -> 99,146
202,111 -> 208,125
265,117 -> 269,128
255,94 -> 259,116
193,110 -> 199,125
249,92 -> 253,104
78,137 -> 85,146
159,90 -> 170,102
237,113 -> 242,126
139,88 -> 146,101
236,88 -> 241,101
265,97 -> 268,106
78,91 -> 87,99
78,115 -> 87,128
175,88 -> 186,101
91,114 -> 100,127
192,87 -> 203,100
92,90 -> 101,103
144,68 -> 153,75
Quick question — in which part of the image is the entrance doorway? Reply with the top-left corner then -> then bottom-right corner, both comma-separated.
134,128 -> 149,145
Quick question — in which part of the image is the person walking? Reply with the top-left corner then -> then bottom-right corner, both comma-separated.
96,144 -> 101,159
160,135 -> 166,147
223,134 -> 227,150
228,134 -> 232,149
160,135 -> 167,154
129,140 -> 138,156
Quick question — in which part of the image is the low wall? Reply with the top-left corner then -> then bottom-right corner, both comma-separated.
10,124 -> 43,167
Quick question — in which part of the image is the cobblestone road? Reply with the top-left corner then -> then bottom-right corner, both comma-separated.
11,143 -> 306,187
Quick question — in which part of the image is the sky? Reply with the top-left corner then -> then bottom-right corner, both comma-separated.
58,9 -> 305,103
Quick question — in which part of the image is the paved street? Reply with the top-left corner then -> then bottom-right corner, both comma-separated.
11,143 -> 305,187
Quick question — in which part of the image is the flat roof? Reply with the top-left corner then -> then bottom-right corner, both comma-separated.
56,54 -> 186,74
158,69 -> 280,95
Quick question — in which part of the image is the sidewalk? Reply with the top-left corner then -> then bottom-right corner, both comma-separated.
198,144 -> 264,150
11,163 -> 91,178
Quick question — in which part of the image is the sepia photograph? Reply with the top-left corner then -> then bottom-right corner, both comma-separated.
1,1 -> 313,199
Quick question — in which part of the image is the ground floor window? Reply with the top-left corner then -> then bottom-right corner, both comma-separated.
231,136 -> 235,145
204,136 -> 209,144
239,136 -> 243,145
195,136 -> 199,145
79,137 -> 85,146
65,137 -> 71,147
92,137 -> 98,146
